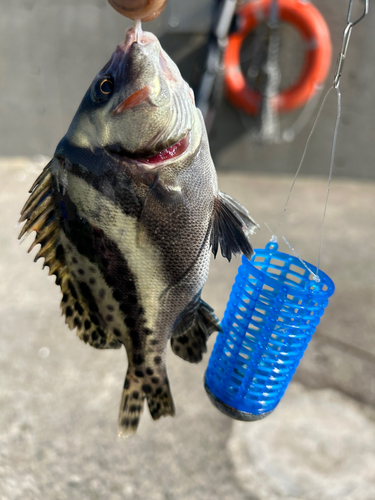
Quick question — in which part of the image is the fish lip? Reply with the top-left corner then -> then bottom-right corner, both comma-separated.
106,132 -> 191,169
119,27 -> 159,54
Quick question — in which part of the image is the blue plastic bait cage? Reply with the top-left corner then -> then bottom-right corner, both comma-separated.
205,241 -> 335,421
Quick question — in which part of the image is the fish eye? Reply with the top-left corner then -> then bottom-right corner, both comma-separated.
92,76 -> 114,101
100,78 -> 113,94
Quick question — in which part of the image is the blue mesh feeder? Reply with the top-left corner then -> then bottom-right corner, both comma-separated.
205,241 -> 335,421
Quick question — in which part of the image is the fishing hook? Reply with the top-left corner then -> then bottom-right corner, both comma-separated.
334,0 -> 369,88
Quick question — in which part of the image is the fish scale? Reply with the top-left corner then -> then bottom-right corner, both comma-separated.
19,27 -> 258,436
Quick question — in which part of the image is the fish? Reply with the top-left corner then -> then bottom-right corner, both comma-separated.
19,27 -> 258,436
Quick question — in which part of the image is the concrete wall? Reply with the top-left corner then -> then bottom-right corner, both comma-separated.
1,0 -> 374,178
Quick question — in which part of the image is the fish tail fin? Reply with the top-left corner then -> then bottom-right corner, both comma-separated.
118,370 -> 146,438
145,369 -> 175,421
171,298 -> 221,363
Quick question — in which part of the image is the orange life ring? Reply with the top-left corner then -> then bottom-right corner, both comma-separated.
224,0 -> 332,114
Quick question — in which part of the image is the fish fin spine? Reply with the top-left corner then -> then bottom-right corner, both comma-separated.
210,191 -> 259,262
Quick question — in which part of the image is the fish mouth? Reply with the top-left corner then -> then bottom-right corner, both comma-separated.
106,133 -> 190,168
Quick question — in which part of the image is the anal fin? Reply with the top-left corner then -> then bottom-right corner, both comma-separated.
171,299 -> 221,363
210,191 -> 259,262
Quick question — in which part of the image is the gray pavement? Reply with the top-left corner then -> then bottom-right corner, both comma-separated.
1,157 -> 375,499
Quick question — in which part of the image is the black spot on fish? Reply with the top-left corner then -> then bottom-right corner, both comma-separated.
78,269 -> 84,275
154,356 -> 161,365
135,370 -> 144,378
89,278 -> 96,285
74,317 -> 82,329
97,328 -> 105,338
142,384 -> 152,394
146,368 -> 153,376
90,314 -> 100,325
151,377 -> 159,384
129,329 -> 141,350
66,306 -> 73,317
133,354 -> 144,365
187,347 -> 194,358
62,293 -> 68,303
178,335 -> 188,345
106,275 -> 115,287
128,294 -> 137,305
131,418 -> 139,427
88,301 -> 99,313
79,282 -> 94,301
106,315 -> 114,322
107,304 -> 114,311
150,339 -> 158,346
129,405 -> 138,413
113,328 -> 121,337
143,328 -> 152,336
99,289 -> 105,299
124,379 -> 130,390
74,301 -> 84,315
125,317 -> 136,328
68,281 -> 78,299
174,345 -> 180,353
91,331 -> 98,341
56,244 -> 64,260
120,303 -> 132,315
72,257 -> 78,264
155,387 -> 162,396
100,337 -> 106,346
84,319 -> 91,330
83,333 -> 89,342
132,391 -> 139,400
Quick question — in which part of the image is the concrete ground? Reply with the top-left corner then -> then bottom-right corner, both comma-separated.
1,157 -> 375,500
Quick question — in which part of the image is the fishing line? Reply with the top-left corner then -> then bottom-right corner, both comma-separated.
274,85 -> 334,237
135,19 -> 143,43
317,86 -> 341,277
270,0 -> 368,280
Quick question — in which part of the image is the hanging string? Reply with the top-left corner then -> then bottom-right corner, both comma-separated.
135,19 -> 142,43
268,0 -> 368,281
316,86 -> 341,277
274,86 -> 334,239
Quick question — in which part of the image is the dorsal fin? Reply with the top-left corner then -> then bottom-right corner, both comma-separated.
19,160 -> 120,351
210,191 -> 259,262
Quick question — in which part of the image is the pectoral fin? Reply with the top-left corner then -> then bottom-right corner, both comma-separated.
171,297 -> 221,363
210,191 -> 259,262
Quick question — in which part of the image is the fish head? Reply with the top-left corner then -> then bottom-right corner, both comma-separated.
62,27 -> 197,165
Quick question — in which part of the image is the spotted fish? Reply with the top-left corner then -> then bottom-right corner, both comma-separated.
19,27 -> 258,436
